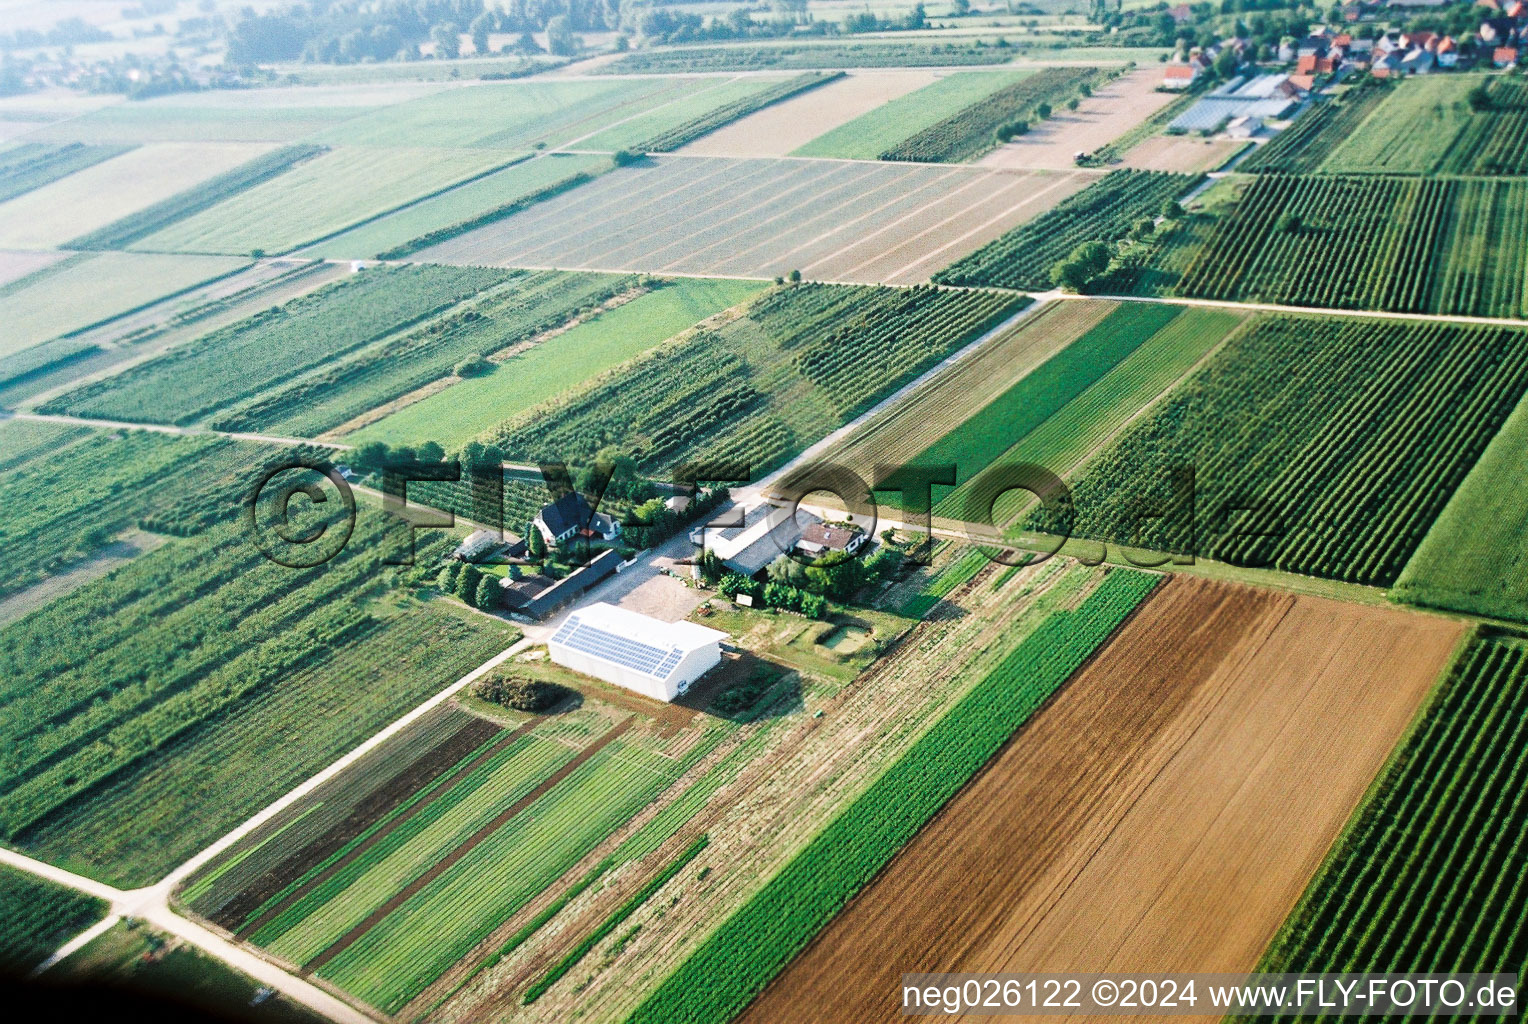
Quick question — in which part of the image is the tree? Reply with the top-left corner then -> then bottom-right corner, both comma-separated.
417,441 -> 446,463
787,268 -> 801,283
527,526 -> 547,560
470,11 -> 494,55
1161,198 -> 1184,220
456,563 -> 482,603
767,554 -> 807,586
1036,101 -> 1053,120
474,574 -> 499,610
546,14 -> 577,55
351,441 -> 390,474
1050,240 -> 1112,291
1468,82 -> 1492,112
613,148 -> 640,166
1275,211 -> 1301,235
440,560 -> 463,589
432,22 -> 461,59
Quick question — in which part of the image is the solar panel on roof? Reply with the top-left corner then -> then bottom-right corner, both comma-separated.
556,621 -> 682,679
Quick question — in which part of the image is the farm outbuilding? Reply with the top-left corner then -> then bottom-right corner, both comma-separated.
548,602 -> 726,702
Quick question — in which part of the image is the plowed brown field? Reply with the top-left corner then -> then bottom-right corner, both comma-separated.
737,576 -> 1462,1024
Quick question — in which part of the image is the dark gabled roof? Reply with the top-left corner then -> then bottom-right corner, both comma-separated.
539,491 -> 593,537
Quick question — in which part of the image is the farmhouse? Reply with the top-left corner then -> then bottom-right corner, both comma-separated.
548,602 -> 726,702
1163,63 -> 1200,89
690,500 -> 820,577
533,491 -> 620,547
796,522 -> 867,558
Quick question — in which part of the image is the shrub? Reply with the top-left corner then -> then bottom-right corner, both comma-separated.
454,354 -> 492,377
475,674 -> 570,712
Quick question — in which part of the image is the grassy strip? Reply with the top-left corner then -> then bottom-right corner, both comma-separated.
66,145 -> 326,250
376,170 -> 598,260
524,835 -> 711,1004
624,567 -> 1158,1024
0,142 -> 134,204
637,72 -> 844,152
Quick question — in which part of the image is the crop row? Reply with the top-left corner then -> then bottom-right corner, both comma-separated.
47,263 -> 512,425
1169,173 -> 1528,318
1446,76 -> 1528,175
1238,82 -> 1390,174
623,567 -> 1157,1024
1028,314 -> 1528,586
67,144 -> 325,250
210,269 -> 634,436
1247,634 -> 1528,1018
493,284 -> 1022,476
934,170 -> 1198,291
0,141 -> 132,203
0,865 -> 107,972
880,66 -> 1107,163
636,72 -> 843,152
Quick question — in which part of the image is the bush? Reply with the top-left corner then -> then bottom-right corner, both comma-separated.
613,148 -> 640,166
475,674 -> 570,712
454,354 -> 492,377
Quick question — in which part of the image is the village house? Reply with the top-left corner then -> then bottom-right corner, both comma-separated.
794,522 -> 868,560
533,491 -> 620,547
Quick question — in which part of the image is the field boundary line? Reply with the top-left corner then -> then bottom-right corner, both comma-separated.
1068,291 -> 1528,330
30,914 -> 121,976
158,637 -> 533,893
304,716 -> 637,972
234,718 -> 542,941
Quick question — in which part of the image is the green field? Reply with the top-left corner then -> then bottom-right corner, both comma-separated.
491,283 -> 1026,476
0,251 -> 246,359
351,277 -> 766,451
0,141 -> 133,203
50,264 -> 511,425
8,499 -> 519,886
1321,74 -> 1528,176
1149,173 -> 1528,318
791,70 -> 1028,160
130,147 -> 518,255
916,304 -> 1243,524
1027,314 -> 1528,587
316,78 -> 682,149
624,567 -> 1157,1024
0,864 -> 107,973
881,66 -> 1107,163
1394,391 -> 1528,624
934,170 -> 1197,291
0,142 -> 274,249
575,74 -> 830,152
307,153 -> 609,260
1246,633 -> 1528,1010
214,269 -> 634,439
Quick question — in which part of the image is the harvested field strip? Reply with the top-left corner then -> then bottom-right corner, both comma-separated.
230,718 -> 530,938
806,299 -> 1115,494
66,144 -> 325,250
878,302 -> 1181,514
306,719 -> 634,972
0,142 -> 134,203
1030,314 -> 1528,587
791,71 -> 1027,161
635,73 -> 842,152
737,579 -> 1461,1023
882,67 -> 1108,164
622,569 -> 1157,1024
1246,633 -> 1528,1010
943,305 -> 1246,526
524,834 -> 711,1004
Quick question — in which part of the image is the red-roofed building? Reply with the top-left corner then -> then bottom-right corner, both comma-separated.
1163,63 -> 1200,89
1496,45 -> 1521,66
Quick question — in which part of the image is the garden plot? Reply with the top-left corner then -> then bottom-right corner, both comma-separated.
978,69 -> 1178,171
415,155 -> 1093,285
678,71 -> 937,158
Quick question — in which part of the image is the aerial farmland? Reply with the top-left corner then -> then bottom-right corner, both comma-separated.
0,0 -> 1526,1022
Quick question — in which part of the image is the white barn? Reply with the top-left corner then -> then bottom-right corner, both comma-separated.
548,603 -> 726,702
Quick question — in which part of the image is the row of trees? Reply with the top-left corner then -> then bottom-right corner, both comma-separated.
711,542 -> 906,618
